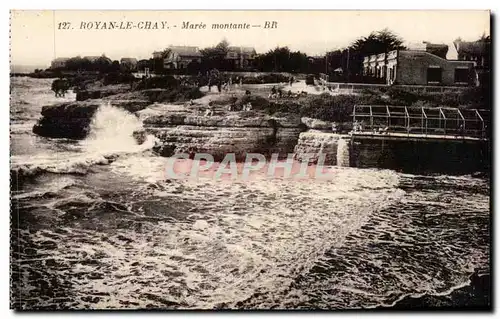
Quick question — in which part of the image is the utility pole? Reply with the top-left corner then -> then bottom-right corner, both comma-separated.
346,47 -> 350,83
325,52 -> 328,75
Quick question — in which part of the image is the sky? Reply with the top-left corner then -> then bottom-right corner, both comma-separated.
10,10 -> 490,67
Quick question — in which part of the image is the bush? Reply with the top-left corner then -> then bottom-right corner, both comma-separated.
143,86 -> 204,103
240,73 -> 291,84
103,72 -> 137,85
258,73 -> 290,84
263,94 -> 356,123
134,75 -> 180,90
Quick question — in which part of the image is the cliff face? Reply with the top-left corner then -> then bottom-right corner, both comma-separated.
140,110 -> 304,161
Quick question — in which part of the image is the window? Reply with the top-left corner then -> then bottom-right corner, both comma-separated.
427,67 -> 442,83
454,68 -> 469,83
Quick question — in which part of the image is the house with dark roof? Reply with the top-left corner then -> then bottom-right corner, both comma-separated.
453,37 -> 490,69
226,46 -> 257,70
163,46 -> 202,69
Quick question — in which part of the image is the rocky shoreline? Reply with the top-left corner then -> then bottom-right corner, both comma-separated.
32,79 -> 342,163
30,77 -> 491,173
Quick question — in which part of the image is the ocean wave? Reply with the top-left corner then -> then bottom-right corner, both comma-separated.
10,154 -> 113,183
17,167 -> 404,309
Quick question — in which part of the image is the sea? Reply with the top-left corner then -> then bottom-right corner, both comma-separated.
10,77 -> 491,310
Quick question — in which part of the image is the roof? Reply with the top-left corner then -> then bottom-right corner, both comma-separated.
169,46 -> 201,57
228,46 -> 256,54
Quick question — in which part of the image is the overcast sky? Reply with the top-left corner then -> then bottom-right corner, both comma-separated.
11,10 -> 490,67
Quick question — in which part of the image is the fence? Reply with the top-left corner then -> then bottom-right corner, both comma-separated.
317,78 -> 471,94
352,105 -> 489,139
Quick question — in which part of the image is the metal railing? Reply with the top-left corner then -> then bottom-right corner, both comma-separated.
317,80 -> 471,94
352,105 -> 489,139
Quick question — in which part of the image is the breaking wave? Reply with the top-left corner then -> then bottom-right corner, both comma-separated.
11,103 -> 155,182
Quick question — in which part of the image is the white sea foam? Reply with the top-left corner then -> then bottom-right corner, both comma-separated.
11,102 -> 156,178
82,102 -> 156,154
32,166 -> 406,309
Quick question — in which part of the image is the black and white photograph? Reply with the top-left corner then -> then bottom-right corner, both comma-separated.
9,9 -> 491,311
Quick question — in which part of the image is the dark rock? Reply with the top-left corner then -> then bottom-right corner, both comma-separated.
33,97 -> 150,139
152,144 -> 177,157
133,129 -> 147,144
33,102 -> 100,139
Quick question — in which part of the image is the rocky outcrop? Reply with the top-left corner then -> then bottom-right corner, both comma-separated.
32,97 -> 151,139
142,111 -> 304,161
33,101 -> 100,139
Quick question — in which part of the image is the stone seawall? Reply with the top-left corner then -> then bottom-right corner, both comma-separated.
351,137 -> 490,174
294,131 -> 490,173
294,132 -> 350,165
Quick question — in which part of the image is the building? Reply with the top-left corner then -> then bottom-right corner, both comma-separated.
363,49 -> 476,86
50,57 -> 69,69
163,46 -> 202,69
120,58 -> 138,71
453,37 -> 490,69
226,46 -> 257,70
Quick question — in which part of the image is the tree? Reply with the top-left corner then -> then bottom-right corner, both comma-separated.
187,59 -> 201,75
350,29 -> 406,55
110,60 -> 120,72
347,28 -> 406,79
255,46 -> 309,73
95,54 -> 112,73
200,39 -> 230,70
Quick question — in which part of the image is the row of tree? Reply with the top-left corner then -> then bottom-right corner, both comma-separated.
51,55 -> 120,73
49,30 -> 490,82
325,29 -> 406,81
48,30 -> 405,76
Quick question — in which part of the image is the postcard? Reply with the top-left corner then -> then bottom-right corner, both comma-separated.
10,10 -> 491,311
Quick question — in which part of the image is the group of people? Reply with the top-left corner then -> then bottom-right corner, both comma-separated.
268,86 -> 308,99
352,121 -> 364,132
352,121 -> 391,134
207,75 -> 243,93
